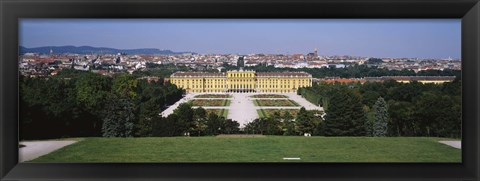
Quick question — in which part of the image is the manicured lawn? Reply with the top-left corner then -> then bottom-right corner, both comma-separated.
205,109 -> 229,118
31,137 -> 461,162
257,109 -> 300,118
254,99 -> 300,107
194,94 -> 231,98
251,94 -> 288,98
189,99 -> 231,106
257,109 -> 266,118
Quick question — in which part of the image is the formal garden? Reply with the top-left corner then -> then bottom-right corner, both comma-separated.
250,94 -> 288,98
253,99 -> 300,107
194,94 -> 232,98
257,109 -> 299,118
189,99 -> 231,107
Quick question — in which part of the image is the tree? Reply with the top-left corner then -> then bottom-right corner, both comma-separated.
244,119 -> 261,135
414,92 -> 461,137
324,88 -> 366,136
386,81 -> 423,102
387,100 -> 416,136
135,98 -> 161,137
296,107 -> 315,135
283,111 -> 296,136
75,73 -> 110,115
20,76 -> 80,139
221,119 -> 240,134
205,112 -> 222,135
74,73 -> 112,135
264,116 -> 283,135
152,114 -> 178,137
243,118 -> 280,135
193,107 -> 208,136
372,97 -> 389,136
112,74 -> 138,99
361,91 -> 381,107
19,71 -> 186,139
347,90 -> 368,136
173,103 -> 195,135
364,106 -> 374,136
102,96 -> 136,137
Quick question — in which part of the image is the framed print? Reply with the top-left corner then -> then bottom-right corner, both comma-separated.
1,0 -> 479,180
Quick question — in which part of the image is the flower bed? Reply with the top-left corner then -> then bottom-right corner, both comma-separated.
194,94 -> 231,98
250,94 -> 288,98
189,99 -> 231,106
254,99 -> 299,107
204,109 -> 229,118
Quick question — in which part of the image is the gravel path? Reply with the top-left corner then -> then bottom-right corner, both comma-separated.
228,93 -> 259,127
160,93 -> 196,117
19,140 -> 77,162
439,141 -> 461,149
285,93 -> 323,111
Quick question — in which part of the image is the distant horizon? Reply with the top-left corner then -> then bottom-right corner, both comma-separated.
20,45 -> 461,60
20,19 -> 461,59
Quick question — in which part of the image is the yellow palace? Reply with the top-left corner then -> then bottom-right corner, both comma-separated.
170,70 -> 312,93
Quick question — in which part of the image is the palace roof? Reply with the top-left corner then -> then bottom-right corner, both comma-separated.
171,72 -> 226,77
256,72 -> 311,77
171,71 -> 312,78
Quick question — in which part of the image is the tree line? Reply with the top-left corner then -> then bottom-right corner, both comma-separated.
20,70 -> 183,139
297,78 -> 461,138
225,63 -> 461,78
242,79 -> 460,138
243,108 -> 323,136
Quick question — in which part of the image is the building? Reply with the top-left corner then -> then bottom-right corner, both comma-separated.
170,70 -> 312,93
364,76 -> 456,84
319,76 -> 456,84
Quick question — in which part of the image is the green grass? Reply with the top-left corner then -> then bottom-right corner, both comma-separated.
31,137 -> 461,163
257,109 -> 266,118
222,109 -> 229,117
289,99 -> 300,106
224,100 -> 231,106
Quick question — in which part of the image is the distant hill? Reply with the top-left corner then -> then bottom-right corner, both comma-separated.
19,46 -> 194,55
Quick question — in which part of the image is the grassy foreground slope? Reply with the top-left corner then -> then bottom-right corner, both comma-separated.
32,137 -> 460,162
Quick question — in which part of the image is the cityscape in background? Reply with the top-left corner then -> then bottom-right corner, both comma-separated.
19,19 -> 461,79
19,46 -> 461,78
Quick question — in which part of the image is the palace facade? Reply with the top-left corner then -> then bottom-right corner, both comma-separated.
170,70 -> 312,93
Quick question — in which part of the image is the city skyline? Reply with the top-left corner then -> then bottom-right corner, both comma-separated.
20,19 -> 461,59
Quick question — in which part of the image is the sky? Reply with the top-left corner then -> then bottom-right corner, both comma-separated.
19,19 -> 461,59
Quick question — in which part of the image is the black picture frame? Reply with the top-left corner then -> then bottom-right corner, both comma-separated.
1,0 -> 479,180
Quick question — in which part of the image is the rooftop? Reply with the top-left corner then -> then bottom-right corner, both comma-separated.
171,71 -> 312,78
256,72 -> 311,77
